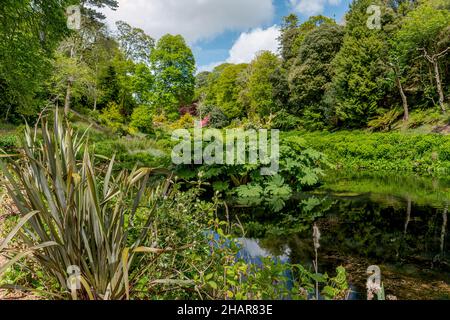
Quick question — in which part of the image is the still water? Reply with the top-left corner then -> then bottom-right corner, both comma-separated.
235,172 -> 450,300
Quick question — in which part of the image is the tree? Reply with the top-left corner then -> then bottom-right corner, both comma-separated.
242,51 -> 282,117
204,63 -> 248,119
131,63 -> 155,105
116,21 -> 154,64
115,21 -> 155,108
82,25 -> 118,111
329,0 -> 390,128
397,0 -> 450,112
383,2 -> 419,121
279,14 -> 301,67
94,47 -> 136,116
0,0 -> 71,121
288,23 -> 344,125
150,34 -> 196,118
194,71 -> 211,101
49,42 -> 95,111
79,0 -> 119,22
279,14 -> 335,68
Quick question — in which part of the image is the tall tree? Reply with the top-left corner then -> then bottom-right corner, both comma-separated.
288,23 -> 344,125
204,63 -> 248,119
50,37 -> 95,113
397,0 -> 450,112
0,0 -> 71,121
241,51 -> 282,117
150,34 -> 196,118
116,21 -> 154,64
329,0 -> 390,128
279,14 -> 335,68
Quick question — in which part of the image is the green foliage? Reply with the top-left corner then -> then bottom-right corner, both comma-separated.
242,51 -> 281,117
0,111 -> 173,299
129,105 -> 154,134
271,110 -> 302,130
298,130 -> 450,175
50,44 -> 96,104
198,105 -> 230,129
288,23 -> 344,121
99,102 -> 125,132
192,230 -> 349,300
130,63 -> 154,105
203,63 -> 248,119
329,0 -> 389,128
150,34 -> 196,115
0,134 -> 19,152
170,113 -> 195,130
406,109 -> 446,129
0,0 -> 70,120
397,1 -> 450,56
279,14 -> 335,68
368,108 -> 403,132
175,133 -> 330,212
396,0 -> 450,111
116,21 -> 154,64
236,175 -> 292,212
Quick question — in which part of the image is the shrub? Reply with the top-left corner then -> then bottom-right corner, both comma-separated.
152,113 -> 168,130
99,102 -> 125,132
0,134 -> 18,151
271,110 -> 302,130
368,108 -> 402,132
197,105 -> 229,128
438,141 -> 450,161
170,113 -> 194,130
130,105 -> 154,134
175,132 -> 330,212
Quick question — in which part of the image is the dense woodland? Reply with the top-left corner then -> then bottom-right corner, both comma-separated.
1,0 -> 449,132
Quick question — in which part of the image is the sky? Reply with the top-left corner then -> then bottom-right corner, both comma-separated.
103,0 -> 352,72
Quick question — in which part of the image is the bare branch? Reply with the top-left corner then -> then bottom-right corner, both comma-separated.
417,48 -> 433,62
436,47 -> 450,59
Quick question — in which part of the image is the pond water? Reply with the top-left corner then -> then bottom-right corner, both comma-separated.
234,172 -> 450,300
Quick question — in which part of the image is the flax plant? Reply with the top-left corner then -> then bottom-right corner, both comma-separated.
0,110 -> 170,299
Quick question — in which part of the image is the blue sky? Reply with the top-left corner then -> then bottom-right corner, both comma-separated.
104,0 -> 352,71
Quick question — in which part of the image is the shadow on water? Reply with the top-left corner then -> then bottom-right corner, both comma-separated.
232,172 -> 450,300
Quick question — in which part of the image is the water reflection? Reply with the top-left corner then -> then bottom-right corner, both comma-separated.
233,172 -> 450,299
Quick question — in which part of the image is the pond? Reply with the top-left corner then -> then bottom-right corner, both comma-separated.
233,172 -> 450,300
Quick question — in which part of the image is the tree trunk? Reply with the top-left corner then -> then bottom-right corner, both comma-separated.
93,94 -> 97,111
441,205 -> 448,255
395,72 -> 409,121
433,59 -> 446,113
64,81 -> 72,116
404,198 -> 412,235
420,47 -> 449,113
5,105 -> 11,122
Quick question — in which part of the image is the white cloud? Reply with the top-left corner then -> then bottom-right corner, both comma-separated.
227,25 -> 280,64
197,61 -> 223,73
198,25 -> 280,72
290,0 -> 342,16
104,0 -> 275,43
